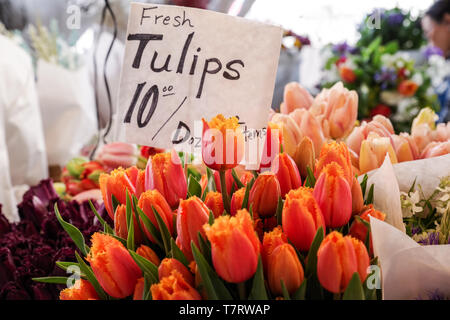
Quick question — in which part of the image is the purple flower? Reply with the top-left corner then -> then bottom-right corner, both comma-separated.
332,42 -> 356,55
424,46 -> 444,59
417,289 -> 449,300
386,12 -> 404,26
374,66 -> 397,89
417,231 -> 441,245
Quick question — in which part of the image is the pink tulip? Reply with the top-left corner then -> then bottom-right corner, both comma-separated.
96,142 -> 137,170
310,82 -> 358,139
420,141 -> 450,159
359,133 -> 398,174
280,82 -> 314,114
289,109 -> 326,157
391,133 -> 419,162
270,113 -> 303,157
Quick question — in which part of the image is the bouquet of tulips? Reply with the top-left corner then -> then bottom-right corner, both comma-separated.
36,114 -> 385,301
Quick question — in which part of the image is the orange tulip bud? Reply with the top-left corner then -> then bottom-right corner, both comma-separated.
99,168 -> 136,219
114,204 -> 143,244
204,210 -> 260,283
151,270 -> 201,300
293,136 -> 315,179
315,141 -> 353,186
249,172 -> 281,217
202,114 -> 244,171
136,244 -> 160,266
230,187 -> 246,216
176,196 -> 210,261
87,233 -> 142,298
262,226 -> 288,272
239,171 -> 254,186
359,132 -> 398,174
138,190 -> 174,243
351,176 -> 364,215
317,232 -> 369,293
268,243 -> 304,295
135,169 -> 146,199
133,277 -> 145,300
159,258 -> 194,287
313,163 -> 352,228
59,279 -> 99,300
349,205 -> 386,255
271,153 -> 302,198
204,191 -> 224,218
282,187 -> 325,251
145,150 -> 187,208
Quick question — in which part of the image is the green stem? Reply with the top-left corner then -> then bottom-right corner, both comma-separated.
219,170 -> 230,213
237,282 -> 246,300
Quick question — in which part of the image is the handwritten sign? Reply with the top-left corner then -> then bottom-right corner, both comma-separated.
116,3 -> 282,149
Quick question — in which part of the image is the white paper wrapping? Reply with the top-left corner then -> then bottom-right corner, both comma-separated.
370,217 -> 450,300
37,60 -> 97,166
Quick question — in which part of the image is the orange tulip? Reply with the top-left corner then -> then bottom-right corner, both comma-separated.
189,261 -> 206,299
398,80 -> 418,97
213,169 -> 236,195
313,163 -> 352,228
339,66 -> 357,83
281,82 -> 313,114
268,243 -> 304,295
159,258 -> 194,287
282,187 -> 325,252
349,205 -> 386,255
204,210 -> 260,283
260,122 -> 283,171
87,233 -> 142,298
271,153 -> 302,198
230,187 -> 246,216
315,141 -> 353,186
261,226 -> 288,272
249,172 -> 281,217
293,136 -> 315,178
317,231 -> 369,293
351,177 -> 364,215
135,169 -> 146,199
202,114 -> 244,171
138,190 -> 174,242
151,270 -> 201,300
59,279 -> 99,300
145,150 -> 187,208
99,168 -> 136,219
204,191 -> 224,218
176,196 -> 210,261
133,277 -> 145,300
359,132 -> 398,174
136,244 -> 160,266
239,171 -> 254,186
114,204 -> 143,244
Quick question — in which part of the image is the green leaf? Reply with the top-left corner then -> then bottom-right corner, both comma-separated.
105,233 -> 128,247
66,157 -> 87,178
241,177 -> 255,210
231,169 -> 245,189
191,242 -> 233,300
275,196 -> 283,226
197,232 -> 212,264
55,261 -> 86,278
88,200 -> 114,235
111,194 -> 120,215
208,210 -> 215,225
360,174 -> 368,195
248,257 -> 268,300
343,273 -> 365,300
126,191 -> 135,251
304,166 -> 316,188
292,279 -> 307,300
32,277 -> 71,284
75,251 -> 108,300
206,168 -> 217,192
280,280 -> 291,300
365,184 -> 375,205
143,274 -> 153,300
170,238 -> 189,268
129,250 -> 159,284
187,167 -> 201,181
135,206 -> 164,249
305,227 -> 324,277
54,203 -> 88,256
152,206 -> 172,256
188,175 -> 202,198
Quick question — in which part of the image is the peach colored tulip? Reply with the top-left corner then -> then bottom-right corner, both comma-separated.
176,196 -> 210,261
261,226 -> 288,272
87,233 -> 142,298
204,210 -> 260,283
202,114 -> 244,171
317,232 -> 369,293
271,153 -> 301,198
159,258 -> 194,287
420,141 -> 450,159
145,150 -> 187,208
268,243 -> 304,295
136,244 -> 160,266
313,163 -> 352,228
351,177 -> 364,215
289,108 -> 326,156
433,122 -> 450,142
60,279 -> 99,300
359,132 -> 398,174
391,133 -> 419,162
281,82 -> 314,114
282,187 -> 325,251
270,113 -> 303,157
310,82 -> 358,139
315,141 -> 353,186
230,187 -> 246,216
204,191 -> 224,218
249,172 -> 281,217
138,190 -> 174,242
99,168 -> 136,219
151,270 -> 201,300
293,136 -> 315,179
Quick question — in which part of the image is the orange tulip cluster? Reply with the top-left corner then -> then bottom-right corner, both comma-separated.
56,114 -> 390,301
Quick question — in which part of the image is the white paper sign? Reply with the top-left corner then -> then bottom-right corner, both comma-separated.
116,3 -> 282,149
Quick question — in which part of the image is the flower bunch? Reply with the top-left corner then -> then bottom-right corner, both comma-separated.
61,158 -> 106,197
42,115 -> 387,300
